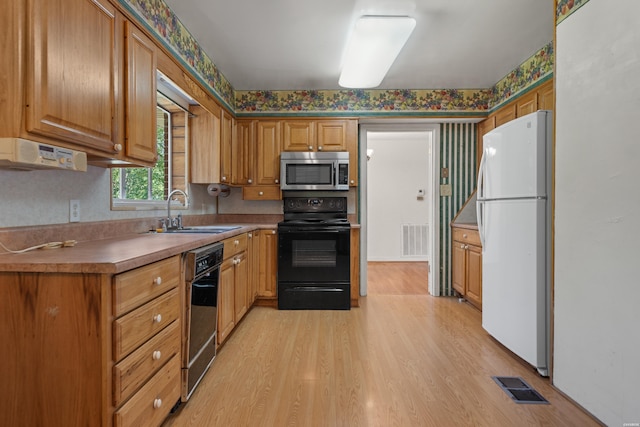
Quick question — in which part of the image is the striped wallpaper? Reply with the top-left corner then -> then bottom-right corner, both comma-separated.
439,123 -> 478,295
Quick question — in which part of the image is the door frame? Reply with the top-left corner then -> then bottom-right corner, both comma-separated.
358,122 -> 441,296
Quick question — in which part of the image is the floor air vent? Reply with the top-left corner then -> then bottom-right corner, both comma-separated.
492,376 -> 549,404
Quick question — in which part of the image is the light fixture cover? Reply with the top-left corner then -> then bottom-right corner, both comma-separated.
339,16 -> 416,89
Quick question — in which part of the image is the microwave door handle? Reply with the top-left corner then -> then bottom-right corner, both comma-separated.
333,161 -> 338,185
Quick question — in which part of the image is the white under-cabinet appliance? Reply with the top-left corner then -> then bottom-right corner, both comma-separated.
476,110 -> 552,376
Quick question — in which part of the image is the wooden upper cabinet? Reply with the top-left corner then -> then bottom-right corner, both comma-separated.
516,90 -> 538,117
234,120 -> 255,185
220,110 -> 234,184
26,0 -> 119,155
316,120 -> 350,151
255,121 -> 281,185
124,21 -> 157,165
282,120 -> 316,151
537,80 -> 555,111
494,104 -> 516,127
189,104 -> 221,184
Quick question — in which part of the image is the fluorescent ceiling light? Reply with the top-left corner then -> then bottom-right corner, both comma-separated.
339,16 -> 416,89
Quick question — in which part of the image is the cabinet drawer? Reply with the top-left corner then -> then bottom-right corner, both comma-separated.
242,185 -> 281,200
113,355 -> 181,427
113,320 -> 180,406
113,289 -> 180,361
223,233 -> 248,258
114,255 -> 180,317
452,228 -> 481,247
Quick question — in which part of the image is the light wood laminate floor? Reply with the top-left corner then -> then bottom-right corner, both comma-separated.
164,263 -> 600,427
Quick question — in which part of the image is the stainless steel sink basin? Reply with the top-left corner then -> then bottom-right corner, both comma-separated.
165,225 -> 242,234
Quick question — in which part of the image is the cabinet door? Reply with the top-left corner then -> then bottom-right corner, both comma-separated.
537,80 -> 554,111
217,259 -> 235,345
189,104 -> 221,183
258,230 -> 278,298
451,241 -> 466,296
233,252 -> 249,323
255,121 -> 281,185
316,120 -> 349,151
282,120 -> 316,151
494,104 -> 516,127
220,110 -> 234,184
233,120 -> 255,185
465,244 -> 482,309
124,21 -> 157,165
516,90 -> 538,118
27,0 -> 118,154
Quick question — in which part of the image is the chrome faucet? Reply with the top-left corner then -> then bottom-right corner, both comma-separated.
166,189 -> 188,230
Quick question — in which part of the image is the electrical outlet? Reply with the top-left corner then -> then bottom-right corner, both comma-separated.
70,200 -> 80,222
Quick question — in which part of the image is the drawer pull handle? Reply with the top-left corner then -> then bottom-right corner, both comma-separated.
153,314 -> 162,323
234,240 -> 239,245
153,398 -> 162,409
152,350 -> 162,361
153,276 -> 162,286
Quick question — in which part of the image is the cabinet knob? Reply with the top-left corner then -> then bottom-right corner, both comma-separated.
234,240 -> 239,245
275,179 -> 279,184
248,179 -> 253,184
113,143 -> 122,152
318,146 -> 323,151
222,176 -> 227,181
460,244 -> 465,249
350,180 -> 355,184
153,276 -> 162,286
308,145 -> 313,150
271,230 -> 276,235
153,314 -> 162,323
152,350 -> 161,361
248,233 -> 253,238
259,191 -> 264,196
153,398 -> 162,409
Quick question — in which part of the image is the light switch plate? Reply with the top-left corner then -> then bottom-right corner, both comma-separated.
440,184 -> 452,196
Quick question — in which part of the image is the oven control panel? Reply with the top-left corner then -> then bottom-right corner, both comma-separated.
284,197 -> 345,213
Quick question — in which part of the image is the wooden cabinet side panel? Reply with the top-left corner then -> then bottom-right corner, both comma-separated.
0,273 -> 111,427
220,111 -> 234,183
258,230 -> 278,298
234,252 -> 249,323
27,0 -> 118,154
350,227 -> 360,307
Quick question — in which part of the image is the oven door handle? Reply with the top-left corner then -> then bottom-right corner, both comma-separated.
289,286 -> 345,292
279,227 -> 348,233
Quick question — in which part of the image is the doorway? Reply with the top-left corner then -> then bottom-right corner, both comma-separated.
359,123 -> 440,297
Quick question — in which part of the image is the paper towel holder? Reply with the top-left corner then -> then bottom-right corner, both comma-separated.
207,183 -> 231,198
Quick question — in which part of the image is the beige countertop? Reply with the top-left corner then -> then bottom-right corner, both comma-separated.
0,224 -> 271,274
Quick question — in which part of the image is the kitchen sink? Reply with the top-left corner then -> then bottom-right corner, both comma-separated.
164,225 -> 242,234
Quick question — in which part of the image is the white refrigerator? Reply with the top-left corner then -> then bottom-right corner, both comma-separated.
476,110 -> 552,376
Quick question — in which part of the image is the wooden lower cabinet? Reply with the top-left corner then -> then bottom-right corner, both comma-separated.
257,229 -> 278,300
0,255 -> 182,427
218,233 -> 249,345
451,226 -> 482,310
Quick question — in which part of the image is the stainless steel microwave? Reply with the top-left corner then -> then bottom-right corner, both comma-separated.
280,151 -> 349,191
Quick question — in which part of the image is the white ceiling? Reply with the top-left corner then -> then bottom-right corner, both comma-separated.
161,0 -> 554,91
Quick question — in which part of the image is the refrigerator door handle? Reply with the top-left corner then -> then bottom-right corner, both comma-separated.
477,150 -> 486,200
477,200 -> 485,247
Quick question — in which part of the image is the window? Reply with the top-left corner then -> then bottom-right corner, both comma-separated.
111,93 -> 189,210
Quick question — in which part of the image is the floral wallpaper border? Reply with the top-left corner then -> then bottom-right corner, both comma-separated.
557,0 -> 591,25
122,0 -> 554,117
119,0 -> 235,111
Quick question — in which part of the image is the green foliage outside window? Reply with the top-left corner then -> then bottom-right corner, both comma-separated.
112,108 -> 170,202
